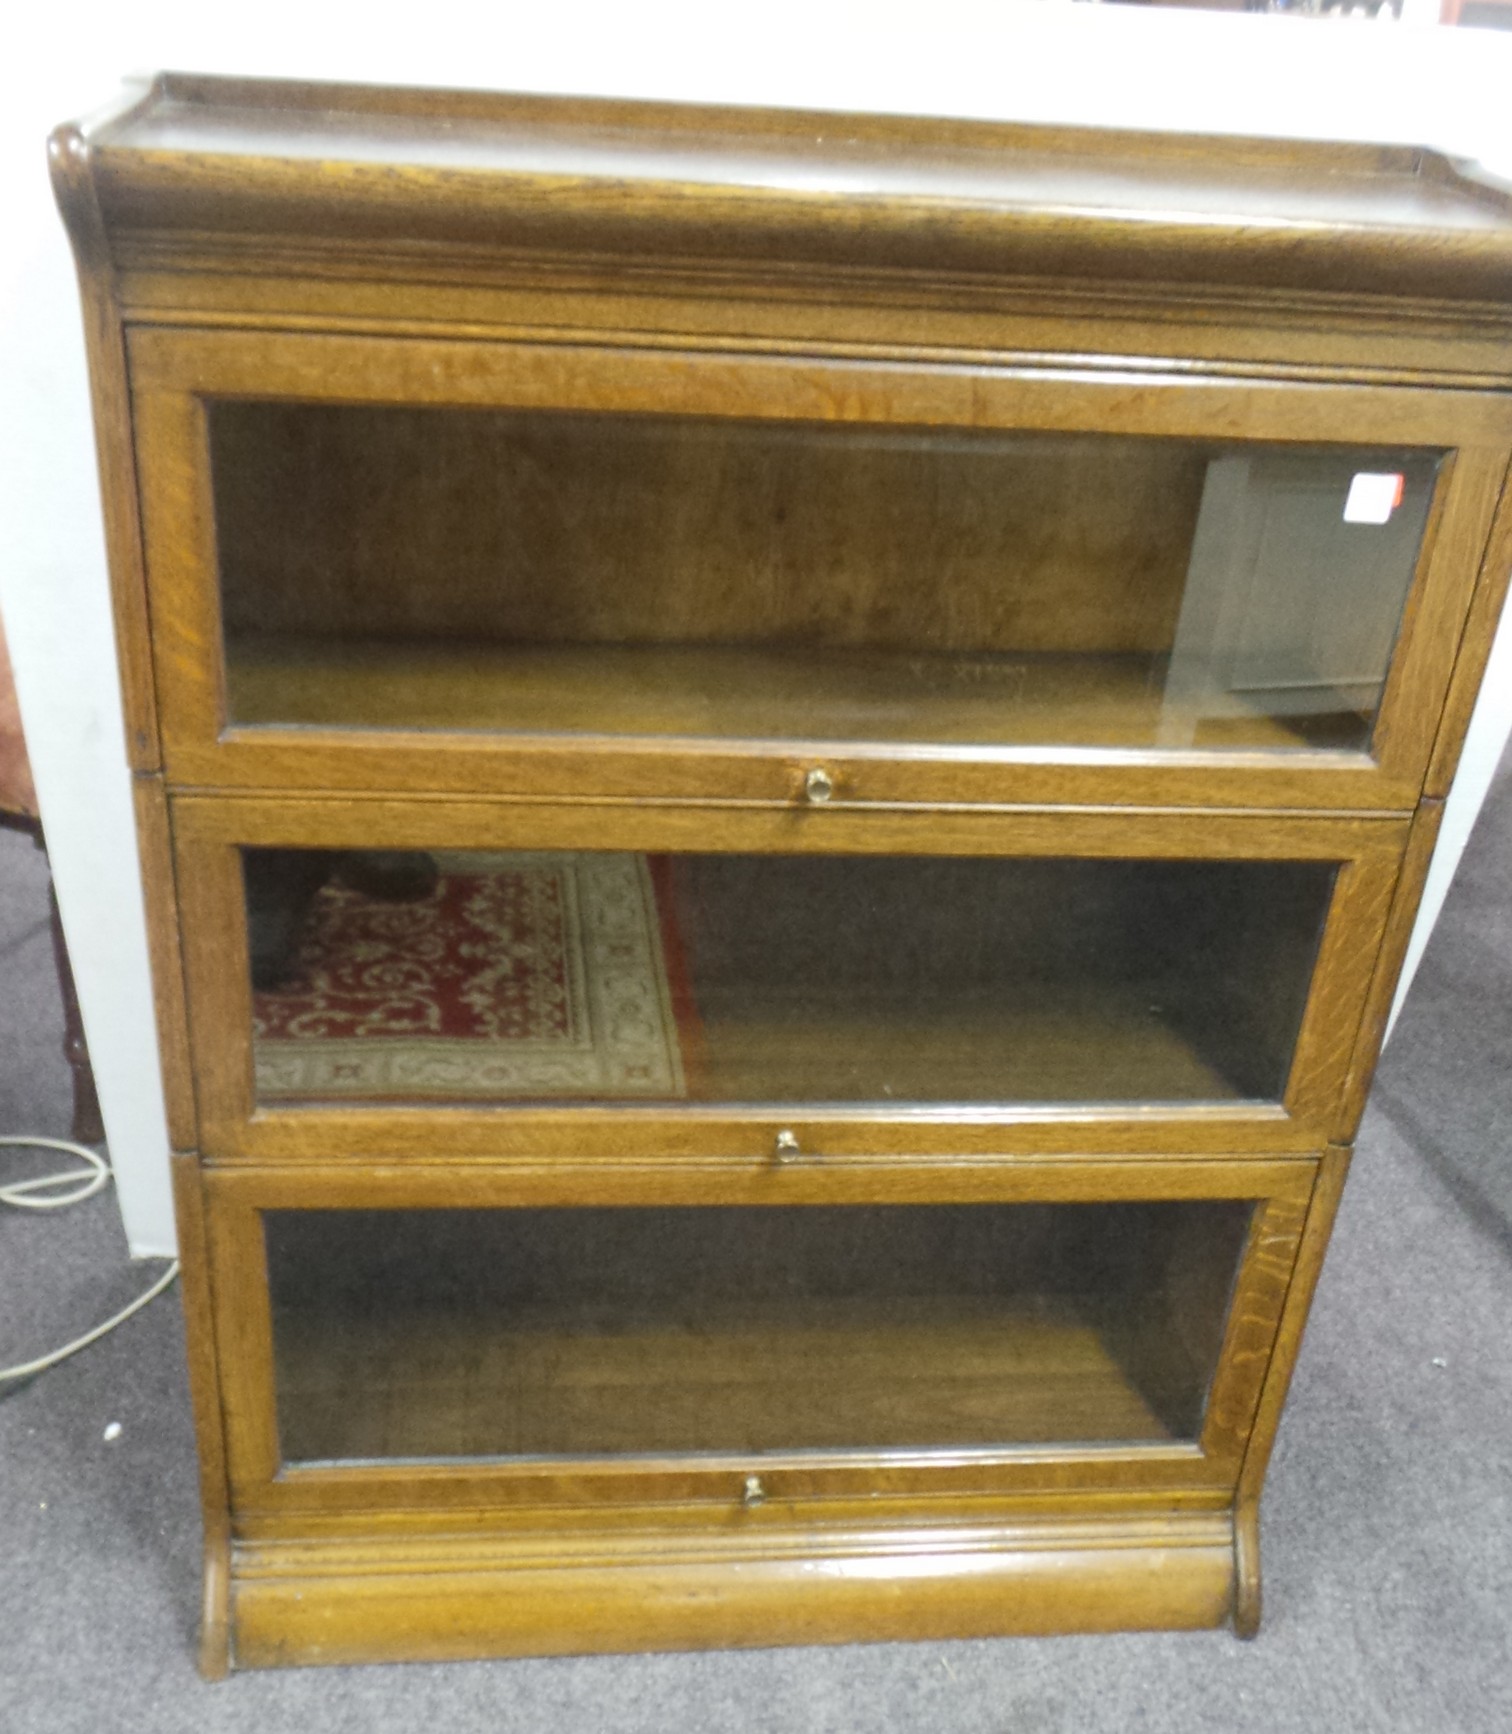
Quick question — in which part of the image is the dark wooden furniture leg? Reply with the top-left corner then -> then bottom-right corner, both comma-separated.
0,811 -> 105,1146
47,857 -> 104,1145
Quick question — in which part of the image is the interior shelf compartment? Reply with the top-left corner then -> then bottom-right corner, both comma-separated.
240,847 -> 1337,1112
264,1200 -> 1255,1465
208,402 -> 1439,758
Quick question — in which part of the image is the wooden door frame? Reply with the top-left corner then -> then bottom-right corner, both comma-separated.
127,325 -> 1512,813
170,792 -> 1408,1161
201,1154 -> 1316,1522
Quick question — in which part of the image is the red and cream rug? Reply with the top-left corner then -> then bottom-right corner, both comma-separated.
252,852 -> 687,1102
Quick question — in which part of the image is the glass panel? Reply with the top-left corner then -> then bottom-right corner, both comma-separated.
210,403 -> 1439,756
266,1201 -> 1254,1463
243,848 -> 1335,1108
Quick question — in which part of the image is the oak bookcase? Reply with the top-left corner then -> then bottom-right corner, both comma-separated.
52,74 -> 1512,1673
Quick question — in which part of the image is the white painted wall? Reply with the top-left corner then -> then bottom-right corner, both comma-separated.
1391,594 -> 1512,1035
2,1 -> 1509,1257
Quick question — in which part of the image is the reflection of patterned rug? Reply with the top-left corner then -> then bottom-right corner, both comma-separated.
252,852 -> 686,1101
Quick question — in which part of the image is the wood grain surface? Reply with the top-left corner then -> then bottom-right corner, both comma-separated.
82,75 -> 1512,303
49,75 -> 1512,1668
229,1507 -> 1239,1666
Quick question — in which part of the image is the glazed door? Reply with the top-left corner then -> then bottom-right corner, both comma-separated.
201,1157 -> 1315,1519
128,327 -> 1512,811
170,795 -> 1408,1161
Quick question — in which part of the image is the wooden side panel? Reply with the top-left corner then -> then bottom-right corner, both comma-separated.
1371,447 -> 1511,796
169,1152 -> 232,1679
131,772 -> 197,1147
48,117 -> 162,770
1335,797 -> 1446,1141
1199,1194 -> 1308,1468
1426,455 -> 1512,797
131,389 -> 225,764
203,1189 -> 281,1503
1232,1143 -> 1352,1638
1282,847 -> 1406,1143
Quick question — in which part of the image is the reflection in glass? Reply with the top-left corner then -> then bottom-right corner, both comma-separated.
243,848 -> 1335,1110
209,404 -> 1439,755
266,1202 -> 1254,1463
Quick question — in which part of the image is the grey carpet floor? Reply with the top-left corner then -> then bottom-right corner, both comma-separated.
2,759 -> 1510,1733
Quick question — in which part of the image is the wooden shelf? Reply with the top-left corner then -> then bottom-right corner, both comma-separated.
274,1293 -> 1199,1462
226,636 -> 1366,752
680,986 -> 1241,1106
252,987 -> 1243,1108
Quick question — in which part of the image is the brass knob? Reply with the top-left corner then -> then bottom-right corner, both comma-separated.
803,766 -> 835,804
743,1474 -> 767,1508
774,1129 -> 800,1162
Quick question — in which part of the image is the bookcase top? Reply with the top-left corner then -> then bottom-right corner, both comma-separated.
52,72 -> 1512,306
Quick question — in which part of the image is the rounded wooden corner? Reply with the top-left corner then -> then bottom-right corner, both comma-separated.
49,78 -> 162,271
197,1523 -> 233,1680
1232,1498 -> 1261,1640
47,123 -> 101,256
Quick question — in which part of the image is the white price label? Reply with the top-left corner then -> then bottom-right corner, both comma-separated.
1343,472 -> 1405,526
